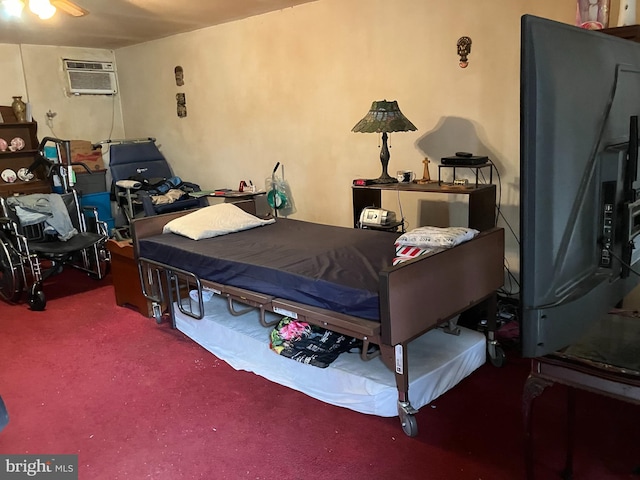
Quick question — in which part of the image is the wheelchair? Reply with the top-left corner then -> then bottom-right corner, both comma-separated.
0,139 -> 111,311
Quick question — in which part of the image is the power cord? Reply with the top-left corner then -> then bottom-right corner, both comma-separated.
477,159 -> 521,296
603,244 -> 640,277
394,187 -> 408,232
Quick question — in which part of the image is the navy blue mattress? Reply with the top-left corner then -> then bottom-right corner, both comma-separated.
138,218 -> 399,320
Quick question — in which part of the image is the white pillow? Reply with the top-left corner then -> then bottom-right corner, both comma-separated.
162,203 -> 275,240
395,226 -> 479,249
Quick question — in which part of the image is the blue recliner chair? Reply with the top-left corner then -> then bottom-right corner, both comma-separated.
107,139 -> 206,225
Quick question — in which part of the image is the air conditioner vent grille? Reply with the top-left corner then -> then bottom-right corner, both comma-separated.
64,59 -> 115,71
63,58 -> 117,95
68,71 -> 113,91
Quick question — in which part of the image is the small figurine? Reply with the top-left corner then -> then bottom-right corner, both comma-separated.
417,157 -> 435,184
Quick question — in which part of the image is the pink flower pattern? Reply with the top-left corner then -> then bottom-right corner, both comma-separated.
278,320 -> 309,340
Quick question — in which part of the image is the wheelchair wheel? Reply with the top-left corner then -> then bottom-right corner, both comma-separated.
87,247 -> 110,280
0,234 -> 23,303
28,284 -> 46,311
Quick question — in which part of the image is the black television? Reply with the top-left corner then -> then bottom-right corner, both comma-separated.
520,15 -> 640,358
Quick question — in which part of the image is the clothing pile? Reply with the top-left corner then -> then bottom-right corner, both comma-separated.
125,175 -> 192,205
7,194 -> 78,241
269,317 -> 357,368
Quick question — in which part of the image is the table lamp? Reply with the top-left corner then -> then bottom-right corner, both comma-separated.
352,100 -> 417,184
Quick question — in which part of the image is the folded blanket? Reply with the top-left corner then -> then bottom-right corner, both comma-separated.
392,226 -> 479,266
395,226 -> 478,249
393,243 -> 433,266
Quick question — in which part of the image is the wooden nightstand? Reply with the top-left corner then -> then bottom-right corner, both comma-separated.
107,238 -> 157,317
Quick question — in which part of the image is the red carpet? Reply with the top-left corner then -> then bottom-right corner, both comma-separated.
1,269 -> 639,479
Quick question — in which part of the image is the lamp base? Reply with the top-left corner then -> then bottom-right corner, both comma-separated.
370,173 -> 398,184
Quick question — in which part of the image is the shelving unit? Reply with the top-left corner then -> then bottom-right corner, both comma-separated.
0,105 -> 50,198
600,24 -> 640,41
438,163 -> 493,187
352,182 -> 496,232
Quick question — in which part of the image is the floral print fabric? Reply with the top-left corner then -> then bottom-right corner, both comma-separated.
269,317 -> 357,368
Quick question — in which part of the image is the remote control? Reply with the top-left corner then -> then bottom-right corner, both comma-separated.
455,151 -> 473,158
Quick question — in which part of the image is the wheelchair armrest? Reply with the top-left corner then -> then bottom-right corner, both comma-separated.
81,206 -> 110,237
0,217 -> 21,241
82,205 -> 100,219
115,179 -> 143,190
0,214 -> 22,233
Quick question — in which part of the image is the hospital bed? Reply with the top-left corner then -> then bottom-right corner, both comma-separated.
130,208 -> 504,436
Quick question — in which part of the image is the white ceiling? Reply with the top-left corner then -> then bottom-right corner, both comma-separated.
0,0 -> 317,49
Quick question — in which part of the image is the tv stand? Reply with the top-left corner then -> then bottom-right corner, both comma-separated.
523,312 -> 640,479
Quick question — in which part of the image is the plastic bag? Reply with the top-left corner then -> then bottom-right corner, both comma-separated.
265,162 -> 296,217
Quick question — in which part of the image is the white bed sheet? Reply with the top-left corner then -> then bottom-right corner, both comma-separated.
174,295 -> 486,417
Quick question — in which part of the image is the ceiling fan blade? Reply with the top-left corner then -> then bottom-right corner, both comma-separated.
51,0 -> 88,17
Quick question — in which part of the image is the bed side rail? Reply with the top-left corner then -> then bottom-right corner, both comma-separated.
271,298 -> 381,339
379,227 -> 505,346
138,257 -> 277,326
138,258 -> 206,323
222,285 -> 277,327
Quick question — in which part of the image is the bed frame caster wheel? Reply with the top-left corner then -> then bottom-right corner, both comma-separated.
398,401 -> 419,437
28,285 -> 46,311
152,302 -> 163,324
400,413 -> 418,437
488,343 -> 506,367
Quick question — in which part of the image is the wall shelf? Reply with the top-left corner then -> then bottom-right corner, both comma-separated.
0,106 -> 50,198
352,182 -> 496,232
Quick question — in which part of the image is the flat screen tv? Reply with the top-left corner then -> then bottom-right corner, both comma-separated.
520,15 -> 640,357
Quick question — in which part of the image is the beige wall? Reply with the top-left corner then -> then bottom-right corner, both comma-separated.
114,0 -> 576,276
0,44 -> 124,142
1,0 -> 633,280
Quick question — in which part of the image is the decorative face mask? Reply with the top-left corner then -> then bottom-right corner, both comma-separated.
457,36 -> 472,68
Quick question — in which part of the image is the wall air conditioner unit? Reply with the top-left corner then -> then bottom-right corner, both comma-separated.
63,59 -> 118,95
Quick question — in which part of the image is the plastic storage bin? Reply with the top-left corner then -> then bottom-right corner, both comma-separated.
80,191 -> 115,233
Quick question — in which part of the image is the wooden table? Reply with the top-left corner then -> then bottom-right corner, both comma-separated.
523,313 -> 640,479
191,190 -> 265,216
352,182 -> 496,232
106,239 -> 158,317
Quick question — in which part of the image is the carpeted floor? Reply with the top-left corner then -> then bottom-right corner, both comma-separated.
0,269 -> 639,479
